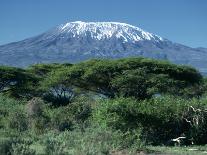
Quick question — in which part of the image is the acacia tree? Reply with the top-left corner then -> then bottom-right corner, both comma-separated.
39,58 -> 205,101
40,68 -> 76,106
27,63 -> 72,77
0,66 -> 38,98
71,59 -> 204,99
111,69 -> 152,99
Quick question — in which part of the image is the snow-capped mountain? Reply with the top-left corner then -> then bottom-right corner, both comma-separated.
0,21 -> 206,75
57,21 -> 164,42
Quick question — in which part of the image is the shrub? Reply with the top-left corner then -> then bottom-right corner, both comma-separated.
48,108 -> 74,131
26,97 -> 44,117
25,97 -> 50,134
69,96 -> 93,123
0,137 -> 35,155
7,111 -> 28,132
47,96 -> 93,131
181,98 -> 207,144
40,126 -> 144,155
41,132 -> 68,155
93,96 -> 207,145
0,94 -> 25,129
0,138 -> 13,155
11,139 -> 36,155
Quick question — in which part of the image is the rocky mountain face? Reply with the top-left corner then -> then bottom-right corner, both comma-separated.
0,21 -> 206,75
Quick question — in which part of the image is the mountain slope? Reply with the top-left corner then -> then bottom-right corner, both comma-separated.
0,21 -> 206,75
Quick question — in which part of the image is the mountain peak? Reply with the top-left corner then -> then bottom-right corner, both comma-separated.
56,21 -> 164,43
0,21 -> 206,75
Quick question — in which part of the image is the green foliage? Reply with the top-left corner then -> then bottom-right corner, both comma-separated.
47,96 -> 93,131
41,132 -> 68,155
11,139 -> 36,155
0,93 -> 207,154
0,63 -> 72,99
26,63 -> 73,100
26,97 -> 44,117
0,138 -> 13,155
0,137 -> 35,155
25,98 -> 51,134
27,63 -> 72,78
39,67 -> 76,106
0,66 -> 39,98
7,112 -> 28,132
111,69 -> 152,99
0,57 -> 204,101
67,96 -> 93,124
93,96 -> 207,145
0,94 -> 26,130
182,96 -> 207,144
0,57 -> 207,154
40,126 -> 143,155
43,58 -> 204,100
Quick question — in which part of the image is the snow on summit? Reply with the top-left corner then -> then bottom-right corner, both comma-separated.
0,21 -> 206,75
57,21 -> 164,42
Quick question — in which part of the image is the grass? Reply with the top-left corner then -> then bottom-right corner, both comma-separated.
148,146 -> 207,155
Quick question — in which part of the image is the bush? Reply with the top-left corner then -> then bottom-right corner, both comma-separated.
41,132 -> 68,155
93,96 -> 207,145
26,97 -> 50,134
182,98 -> 207,144
47,96 -> 93,131
69,96 -> 93,123
40,126 -> 144,155
26,97 -> 44,117
0,137 -> 35,155
0,138 -> 13,155
48,108 -> 74,131
11,139 -> 36,155
7,112 -> 28,132
0,94 -> 25,129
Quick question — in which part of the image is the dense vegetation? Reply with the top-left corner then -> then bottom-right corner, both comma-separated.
0,57 -> 207,154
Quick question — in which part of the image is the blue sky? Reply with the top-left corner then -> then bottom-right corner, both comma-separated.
0,0 -> 206,47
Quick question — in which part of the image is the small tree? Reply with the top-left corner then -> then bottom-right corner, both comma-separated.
40,69 -> 76,106
0,66 -> 38,98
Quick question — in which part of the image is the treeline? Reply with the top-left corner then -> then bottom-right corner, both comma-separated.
0,57 -> 207,154
0,57 -> 206,104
